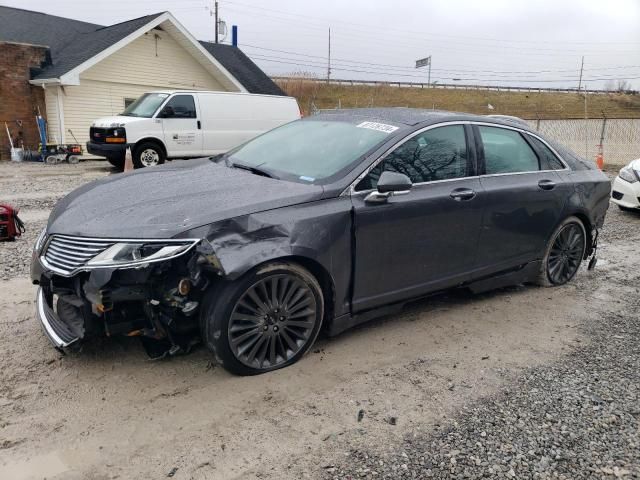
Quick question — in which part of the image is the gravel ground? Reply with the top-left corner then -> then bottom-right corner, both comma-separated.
0,160 -> 110,281
325,306 -> 639,479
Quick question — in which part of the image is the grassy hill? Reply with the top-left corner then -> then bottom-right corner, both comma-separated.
276,78 -> 640,120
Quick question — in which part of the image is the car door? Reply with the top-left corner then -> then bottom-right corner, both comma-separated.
158,94 -> 202,157
473,124 -> 568,277
351,124 -> 485,312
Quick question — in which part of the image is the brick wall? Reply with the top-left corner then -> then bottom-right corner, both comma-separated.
0,42 -> 48,160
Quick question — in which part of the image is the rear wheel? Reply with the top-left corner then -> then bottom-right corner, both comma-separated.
201,262 -> 324,375
133,142 -> 165,168
536,216 -> 586,287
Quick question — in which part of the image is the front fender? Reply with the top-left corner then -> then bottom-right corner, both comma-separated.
182,197 -> 354,317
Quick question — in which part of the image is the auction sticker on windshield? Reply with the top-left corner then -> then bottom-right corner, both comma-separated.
356,121 -> 399,133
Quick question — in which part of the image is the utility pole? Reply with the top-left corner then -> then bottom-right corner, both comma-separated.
428,57 -> 432,87
214,1 -> 219,44
327,27 -> 331,82
578,55 -> 584,90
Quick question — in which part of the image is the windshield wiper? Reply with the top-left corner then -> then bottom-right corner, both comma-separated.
229,162 -> 279,179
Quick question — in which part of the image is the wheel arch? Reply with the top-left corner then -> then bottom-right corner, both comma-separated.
133,137 -> 166,157
561,209 -> 594,258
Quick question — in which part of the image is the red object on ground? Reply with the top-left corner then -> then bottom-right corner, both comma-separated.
0,204 -> 25,241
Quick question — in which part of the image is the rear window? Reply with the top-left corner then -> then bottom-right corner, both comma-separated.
527,135 -> 565,170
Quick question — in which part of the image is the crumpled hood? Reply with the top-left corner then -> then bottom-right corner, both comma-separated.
47,158 -> 324,238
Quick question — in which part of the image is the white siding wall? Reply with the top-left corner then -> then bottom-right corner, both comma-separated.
57,28 -> 228,148
44,87 -> 60,144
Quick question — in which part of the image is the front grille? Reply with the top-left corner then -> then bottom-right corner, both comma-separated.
43,235 -> 115,275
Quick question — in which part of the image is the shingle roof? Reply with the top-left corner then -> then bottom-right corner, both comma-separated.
200,42 -> 284,96
32,13 -> 164,80
0,6 -> 284,95
0,6 -> 100,58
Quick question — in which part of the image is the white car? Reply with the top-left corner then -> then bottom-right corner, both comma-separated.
87,90 -> 301,169
611,159 -> 640,211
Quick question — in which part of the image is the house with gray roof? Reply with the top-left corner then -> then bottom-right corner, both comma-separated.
0,6 -> 283,159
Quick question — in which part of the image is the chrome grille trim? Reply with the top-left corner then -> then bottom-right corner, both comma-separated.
43,235 -> 115,275
39,235 -> 201,277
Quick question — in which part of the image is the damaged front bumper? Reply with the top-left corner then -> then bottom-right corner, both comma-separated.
36,287 -> 80,349
31,235 -> 223,357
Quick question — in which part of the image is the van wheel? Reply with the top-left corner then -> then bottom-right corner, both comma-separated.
200,262 -> 324,376
133,142 -> 165,168
107,155 -> 124,170
536,216 -> 586,287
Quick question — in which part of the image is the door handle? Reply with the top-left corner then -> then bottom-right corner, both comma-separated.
197,120 -> 201,130
450,188 -> 476,201
538,179 -> 556,190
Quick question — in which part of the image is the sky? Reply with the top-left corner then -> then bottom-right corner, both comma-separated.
3,0 -> 640,89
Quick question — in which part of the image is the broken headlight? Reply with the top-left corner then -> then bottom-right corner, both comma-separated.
86,240 -> 199,268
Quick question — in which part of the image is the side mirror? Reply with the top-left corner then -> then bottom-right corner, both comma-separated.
377,171 -> 412,193
364,171 -> 412,204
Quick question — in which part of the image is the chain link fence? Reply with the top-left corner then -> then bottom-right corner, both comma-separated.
526,118 -> 640,167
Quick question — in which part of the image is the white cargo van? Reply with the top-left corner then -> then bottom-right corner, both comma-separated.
87,91 -> 301,169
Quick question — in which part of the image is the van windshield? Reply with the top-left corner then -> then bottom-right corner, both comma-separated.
225,119 -> 397,184
122,93 -> 169,117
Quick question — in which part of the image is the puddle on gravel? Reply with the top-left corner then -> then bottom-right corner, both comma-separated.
0,451 -> 69,480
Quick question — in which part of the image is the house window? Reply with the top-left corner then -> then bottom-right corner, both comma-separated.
124,98 -> 136,109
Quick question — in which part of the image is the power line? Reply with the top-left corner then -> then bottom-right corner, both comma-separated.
240,44 -> 640,76
248,54 -> 640,83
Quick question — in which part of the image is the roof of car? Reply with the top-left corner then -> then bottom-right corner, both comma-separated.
312,107 -> 534,130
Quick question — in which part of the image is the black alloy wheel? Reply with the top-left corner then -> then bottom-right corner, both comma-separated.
544,218 -> 586,285
229,274 -> 317,369
201,262 -> 324,375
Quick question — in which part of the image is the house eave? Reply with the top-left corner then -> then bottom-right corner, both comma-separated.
28,78 -> 62,86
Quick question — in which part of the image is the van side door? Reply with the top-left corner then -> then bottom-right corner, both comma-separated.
158,94 -> 203,158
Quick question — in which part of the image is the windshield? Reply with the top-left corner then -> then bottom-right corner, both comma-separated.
121,93 -> 170,117
226,119 -> 398,183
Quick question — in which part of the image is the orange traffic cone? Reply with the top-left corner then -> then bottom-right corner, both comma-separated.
124,146 -> 134,172
595,145 -> 604,170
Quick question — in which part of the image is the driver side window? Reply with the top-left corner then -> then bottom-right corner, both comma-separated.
355,125 -> 469,191
161,95 -> 196,119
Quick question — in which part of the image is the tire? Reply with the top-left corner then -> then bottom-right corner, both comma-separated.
133,142 -> 165,168
536,216 -> 587,287
201,262 -> 324,375
107,156 -> 125,170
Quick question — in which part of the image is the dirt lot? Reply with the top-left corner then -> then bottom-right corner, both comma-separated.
0,160 -> 638,479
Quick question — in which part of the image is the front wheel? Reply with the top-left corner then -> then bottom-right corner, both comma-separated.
133,142 -> 165,168
536,216 -> 586,287
201,262 -> 324,375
